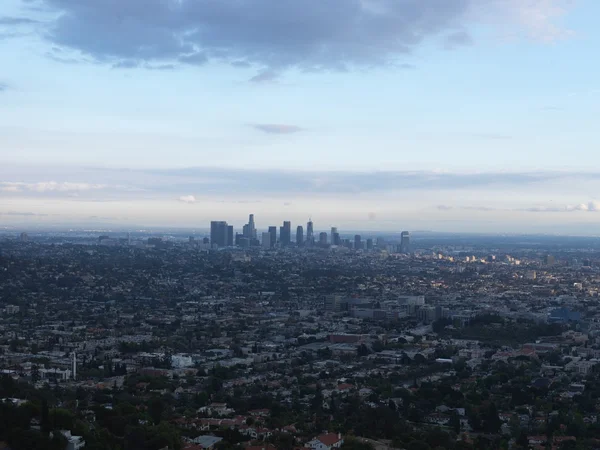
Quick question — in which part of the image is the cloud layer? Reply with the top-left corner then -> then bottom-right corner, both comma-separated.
252,124 -> 303,134
0,181 -> 106,193
9,0 -> 571,71
4,168 -> 600,197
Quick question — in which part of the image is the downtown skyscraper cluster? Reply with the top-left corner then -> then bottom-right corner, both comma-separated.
210,214 -> 411,253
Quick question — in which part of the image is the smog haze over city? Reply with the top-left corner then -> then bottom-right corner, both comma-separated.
1,0 -> 600,234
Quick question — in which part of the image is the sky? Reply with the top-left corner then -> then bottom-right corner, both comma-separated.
1,0 -> 600,233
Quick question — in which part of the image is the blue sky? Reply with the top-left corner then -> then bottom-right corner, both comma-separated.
1,0 -> 600,233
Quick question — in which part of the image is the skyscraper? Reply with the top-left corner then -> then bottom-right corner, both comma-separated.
248,214 -> 256,237
262,232 -> 271,250
227,225 -> 234,247
319,232 -> 328,245
332,232 -> 340,246
296,226 -> 304,246
210,221 -> 228,247
268,226 -> 277,248
400,231 -> 410,254
354,234 -> 362,250
280,221 -> 292,246
366,238 -> 373,250
306,219 -> 314,243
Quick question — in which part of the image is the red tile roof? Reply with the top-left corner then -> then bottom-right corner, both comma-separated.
317,433 -> 342,447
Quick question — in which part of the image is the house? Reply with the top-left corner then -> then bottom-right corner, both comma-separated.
306,433 -> 344,450
52,430 -> 85,450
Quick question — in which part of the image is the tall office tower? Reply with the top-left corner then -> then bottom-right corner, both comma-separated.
319,232 -> 328,245
366,238 -> 373,250
262,232 -> 271,249
400,231 -> 410,253
296,226 -> 304,246
243,214 -> 257,239
227,225 -> 234,247
248,214 -> 256,237
280,221 -> 292,246
330,227 -> 341,245
376,237 -> 386,248
354,234 -> 362,250
332,232 -> 341,246
210,221 -> 228,247
268,226 -> 277,248
306,219 -> 314,243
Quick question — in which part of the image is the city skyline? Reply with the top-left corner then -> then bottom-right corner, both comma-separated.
2,1 -> 600,233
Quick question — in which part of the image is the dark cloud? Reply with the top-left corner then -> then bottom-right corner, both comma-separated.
252,124 -> 303,134
0,16 -> 40,25
29,0 -> 476,70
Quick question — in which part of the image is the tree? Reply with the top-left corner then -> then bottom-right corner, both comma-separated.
41,399 -> 51,433
357,344 -> 370,357
449,411 -> 461,434
31,365 -> 40,384
372,340 -> 385,353
340,437 -> 375,450
149,397 -> 165,425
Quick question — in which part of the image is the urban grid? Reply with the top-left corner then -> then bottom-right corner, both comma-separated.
1,222 -> 600,450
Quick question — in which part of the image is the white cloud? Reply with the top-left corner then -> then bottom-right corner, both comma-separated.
178,195 -> 196,204
0,181 -> 107,192
471,0 -> 573,42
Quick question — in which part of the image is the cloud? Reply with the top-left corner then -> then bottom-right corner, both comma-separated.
0,211 -> 48,217
250,70 -> 279,83
0,181 -> 107,193
444,30 -> 474,49
0,82 -> 9,92
7,0 -> 571,71
0,16 -> 40,26
252,124 -> 303,135
178,195 -> 196,204
437,200 -> 600,214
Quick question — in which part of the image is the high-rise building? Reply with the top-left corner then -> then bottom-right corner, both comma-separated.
306,219 -> 314,243
319,232 -> 328,245
296,226 -> 304,246
332,232 -> 341,246
400,231 -> 410,254
366,238 -> 373,250
248,214 -> 256,238
354,234 -> 362,250
243,214 -> 257,239
227,225 -> 234,247
19,232 -> 29,242
262,232 -> 271,250
268,226 -> 277,248
279,221 -> 292,246
210,221 -> 228,247
331,227 -> 337,237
